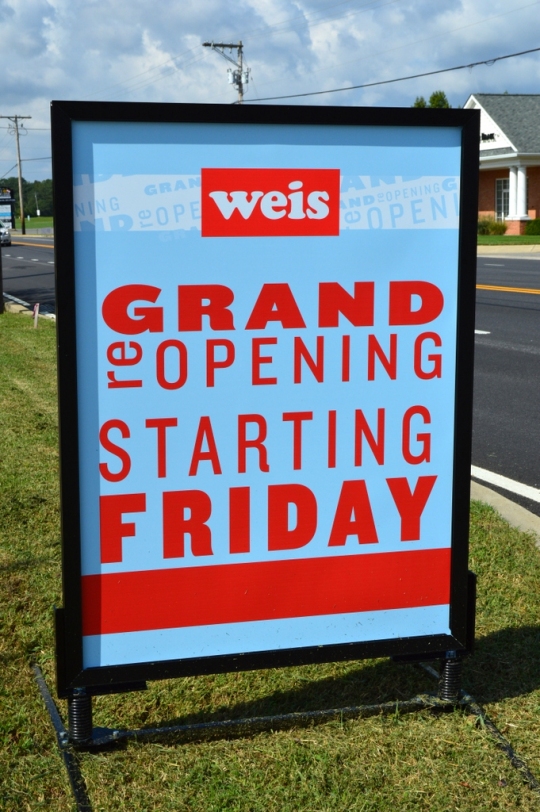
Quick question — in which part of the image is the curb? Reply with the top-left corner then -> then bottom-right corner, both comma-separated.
477,245 -> 540,255
2,298 -> 56,320
471,480 -> 540,550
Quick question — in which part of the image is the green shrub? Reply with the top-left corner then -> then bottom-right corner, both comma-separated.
477,216 -> 507,235
525,218 -> 540,235
477,217 -> 492,235
489,219 -> 507,235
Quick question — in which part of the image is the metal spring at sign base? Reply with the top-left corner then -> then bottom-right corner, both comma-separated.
68,691 -> 93,745
438,654 -> 463,702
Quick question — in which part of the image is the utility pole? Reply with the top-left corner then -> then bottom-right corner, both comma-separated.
0,115 -> 31,234
202,41 -> 250,104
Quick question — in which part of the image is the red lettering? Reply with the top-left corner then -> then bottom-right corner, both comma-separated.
328,480 -> 378,546
245,283 -> 306,329
107,341 -> 143,365
342,334 -> 350,382
367,334 -> 397,380
99,419 -> 131,482
238,414 -> 270,473
318,282 -> 374,327
402,406 -> 431,464
156,340 -> 187,390
268,484 -> 317,550
294,336 -> 324,383
178,284 -> 235,331
386,475 -> 437,541
106,371 -> 142,389
206,339 -> 235,386
229,487 -> 250,553
100,493 -> 146,563
145,417 -> 178,478
163,489 -> 213,557
414,332 -> 442,379
389,281 -> 444,326
282,411 -> 313,470
252,337 -> 277,385
328,410 -> 337,469
189,416 -> 222,476
354,409 -> 385,466
102,285 -> 163,334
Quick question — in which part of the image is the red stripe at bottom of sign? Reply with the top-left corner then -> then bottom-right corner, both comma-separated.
81,548 -> 451,637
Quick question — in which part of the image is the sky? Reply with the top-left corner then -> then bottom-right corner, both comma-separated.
1,0 -> 539,182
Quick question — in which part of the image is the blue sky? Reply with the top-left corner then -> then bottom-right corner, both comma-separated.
1,0 -> 539,182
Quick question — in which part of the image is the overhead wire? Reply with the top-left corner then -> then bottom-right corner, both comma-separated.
250,0 -> 540,88
102,52 -> 209,99
241,45 -> 540,102
78,0 -> 402,100
80,42 -> 203,100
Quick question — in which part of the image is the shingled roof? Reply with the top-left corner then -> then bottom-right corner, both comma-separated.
472,94 -> 540,154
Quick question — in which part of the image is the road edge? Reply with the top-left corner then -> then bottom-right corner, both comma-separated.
471,480 -> 540,550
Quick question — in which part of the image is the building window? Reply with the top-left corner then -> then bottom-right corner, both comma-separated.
496,178 -> 509,221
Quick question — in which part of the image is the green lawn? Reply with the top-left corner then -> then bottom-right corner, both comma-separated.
478,234 -> 540,245
1,310 -> 540,810
14,216 -> 54,230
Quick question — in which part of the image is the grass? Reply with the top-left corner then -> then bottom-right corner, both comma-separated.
477,234 -> 540,245
1,310 -> 540,810
14,216 -> 54,231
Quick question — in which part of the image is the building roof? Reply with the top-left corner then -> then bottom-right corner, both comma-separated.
471,94 -> 540,154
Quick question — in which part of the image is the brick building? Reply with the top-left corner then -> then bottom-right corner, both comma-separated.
464,94 -> 540,234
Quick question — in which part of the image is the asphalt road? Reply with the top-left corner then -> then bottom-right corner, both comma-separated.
1,237 -> 55,313
474,255 -> 540,515
2,242 -> 539,515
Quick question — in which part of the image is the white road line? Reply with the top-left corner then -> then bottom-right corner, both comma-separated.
484,263 -> 505,266
17,256 -> 23,259
2,292 -> 31,307
31,258 -> 39,262
48,261 -> 54,264
475,330 -> 491,335
471,466 -> 540,504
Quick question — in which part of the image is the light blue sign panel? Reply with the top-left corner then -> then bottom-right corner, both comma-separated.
71,121 -> 462,669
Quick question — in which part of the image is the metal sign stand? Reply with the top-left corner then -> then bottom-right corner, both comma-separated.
34,640 -> 540,812
34,653 -> 468,812
36,654 -> 465,749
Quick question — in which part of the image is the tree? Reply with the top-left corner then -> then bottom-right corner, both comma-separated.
412,91 -> 451,109
0,176 -> 53,217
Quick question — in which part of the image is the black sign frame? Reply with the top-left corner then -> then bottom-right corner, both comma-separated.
52,100 -> 479,698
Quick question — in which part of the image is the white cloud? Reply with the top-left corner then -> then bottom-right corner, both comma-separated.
1,0 -> 539,180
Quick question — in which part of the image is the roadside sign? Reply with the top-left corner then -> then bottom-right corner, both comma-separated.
52,102 -> 479,696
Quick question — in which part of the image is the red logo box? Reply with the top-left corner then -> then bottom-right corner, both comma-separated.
201,168 -> 340,237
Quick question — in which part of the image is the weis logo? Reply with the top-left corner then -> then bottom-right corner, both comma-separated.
201,168 -> 340,237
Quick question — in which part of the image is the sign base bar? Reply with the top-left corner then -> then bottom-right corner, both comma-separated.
34,658 -> 467,812
34,658 -> 540,812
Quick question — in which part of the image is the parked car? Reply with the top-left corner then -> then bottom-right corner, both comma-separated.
0,227 -> 11,246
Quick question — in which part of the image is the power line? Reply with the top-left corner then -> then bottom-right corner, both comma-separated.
0,156 -> 52,163
80,43 -> 202,100
0,126 -> 50,131
0,164 -> 17,179
242,45 -> 540,103
250,0 -> 540,92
